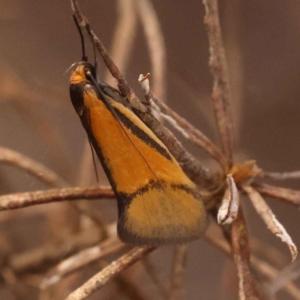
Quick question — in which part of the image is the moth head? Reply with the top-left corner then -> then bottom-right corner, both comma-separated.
70,61 -> 96,85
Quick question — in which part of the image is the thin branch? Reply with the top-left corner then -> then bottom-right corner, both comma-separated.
231,209 -> 262,299
203,0 -> 234,167
141,257 -> 169,300
168,245 -> 187,300
65,247 -> 155,300
41,237 -> 125,289
262,171 -> 300,181
269,262 -> 300,296
251,256 -> 300,300
135,0 -> 167,101
0,147 -> 68,188
205,223 -> 300,299
0,186 -> 114,211
107,0 -> 138,84
254,183 -> 300,206
244,185 -> 297,261
138,73 -> 216,187
138,74 -> 226,168
9,226 -> 103,274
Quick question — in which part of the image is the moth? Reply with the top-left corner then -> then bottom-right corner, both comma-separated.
69,18 -> 206,246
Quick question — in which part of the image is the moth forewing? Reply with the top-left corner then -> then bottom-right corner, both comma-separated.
69,62 -> 207,246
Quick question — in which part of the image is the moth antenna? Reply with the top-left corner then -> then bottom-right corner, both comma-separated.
89,138 -> 99,183
88,22 -> 99,80
86,71 -> 165,193
73,14 -> 88,62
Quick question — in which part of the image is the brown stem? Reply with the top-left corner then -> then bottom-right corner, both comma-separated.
205,223 -> 300,299
168,245 -> 187,300
254,183 -> 300,206
9,226 -> 103,274
41,237 -> 125,289
135,0 -> 167,101
0,147 -> 68,188
149,92 -> 227,168
262,171 -> 300,181
231,209 -> 262,299
65,247 -> 155,300
0,186 -> 114,211
203,0 -> 234,167
142,257 -> 169,300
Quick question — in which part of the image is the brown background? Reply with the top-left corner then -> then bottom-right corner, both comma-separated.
1,1 -> 300,299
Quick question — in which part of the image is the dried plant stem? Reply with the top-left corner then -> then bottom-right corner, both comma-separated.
135,0 -> 166,100
65,247 -> 155,300
41,237 -> 124,289
0,186 -> 114,211
0,147 -> 67,188
203,0 -> 234,167
142,257 -> 169,299
9,226 -> 102,274
168,245 -> 187,300
254,183 -> 300,205
231,210 -> 262,299
251,257 -> 300,299
205,225 -> 300,299
262,171 -> 300,180
269,262 -> 300,297
138,75 -> 216,187
107,0 -> 137,85
244,186 -> 297,261
148,91 -> 226,168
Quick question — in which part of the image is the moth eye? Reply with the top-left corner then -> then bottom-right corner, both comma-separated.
85,69 -> 92,80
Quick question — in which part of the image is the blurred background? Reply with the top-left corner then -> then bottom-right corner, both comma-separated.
0,0 -> 300,299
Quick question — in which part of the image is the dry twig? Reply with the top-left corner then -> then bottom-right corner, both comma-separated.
168,245 -> 187,300
0,186 -> 114,211
262,170 -> 300,181
0,147 -> 67,188
141,257 -> 169,300
203,0 -> 234,167
254,183 -> 300,206
41,237 -> 124,289
244,185 -> 297,261
65,247 -> 155,300
9,226 -> 102,274
231,210 -> 262,299
135,0 -> 167,101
